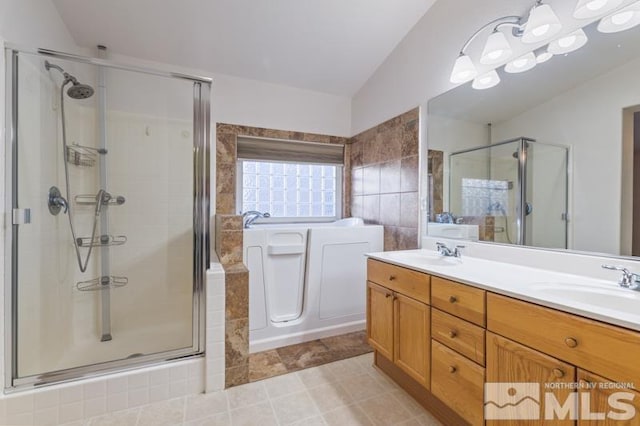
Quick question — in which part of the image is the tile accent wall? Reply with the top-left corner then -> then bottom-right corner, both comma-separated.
214,124 -> 349,389
427,150 -> 444,221
349,108 -> 420,251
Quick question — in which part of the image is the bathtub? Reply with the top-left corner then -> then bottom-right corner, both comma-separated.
243,218 -> 383,353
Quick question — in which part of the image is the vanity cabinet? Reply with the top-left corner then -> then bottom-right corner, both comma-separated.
486,332 -> 575,426
487,293 -> 640,386
366,258 -> 640,426
366,281 -> 394,360
366,259 -> 431,388
577,370 -> 640,426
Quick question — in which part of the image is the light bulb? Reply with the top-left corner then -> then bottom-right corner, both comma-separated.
548,29 -> 588,55
587,0 -> 607,10
472,70 -> 501,90
522,4 -> 563,43
598,1 -> 640,33
505,52 -> 537,73
532,24 -> 551,37
613,10 -> 634,24
536,51 -> 553,63
574,0 -> 623,19
480,31 -> 513,65
450,54 -> 478,84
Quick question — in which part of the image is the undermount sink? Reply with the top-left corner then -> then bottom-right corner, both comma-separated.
383,251 -> 461,267
528,281 -> 640,314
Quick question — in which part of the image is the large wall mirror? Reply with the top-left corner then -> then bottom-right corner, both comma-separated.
426,9 -> 640,258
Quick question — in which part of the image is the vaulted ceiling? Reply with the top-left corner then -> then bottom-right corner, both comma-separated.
52,0 -> 436,96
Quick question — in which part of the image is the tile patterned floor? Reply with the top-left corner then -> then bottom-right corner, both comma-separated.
249,331 -> 373,382
80,353 -> 443,426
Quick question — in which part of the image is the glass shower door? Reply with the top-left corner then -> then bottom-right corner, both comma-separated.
8,49 -> 208,387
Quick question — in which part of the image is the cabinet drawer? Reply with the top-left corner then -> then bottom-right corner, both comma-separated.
432,340 -> 485,426
432,308 -> 485,366
367,259 -> 430,304
488,292 -> 640,385
431,276 -> 485,326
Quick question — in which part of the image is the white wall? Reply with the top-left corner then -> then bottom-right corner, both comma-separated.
352,0 -> 540,134
491,56 -> 640,255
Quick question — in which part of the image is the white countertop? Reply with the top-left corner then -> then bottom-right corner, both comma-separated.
367,249 -> 640,332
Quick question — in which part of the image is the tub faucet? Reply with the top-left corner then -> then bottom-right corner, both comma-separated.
602,265 -> 640,291
242,211 -> 271,228
436,241 -> 465,258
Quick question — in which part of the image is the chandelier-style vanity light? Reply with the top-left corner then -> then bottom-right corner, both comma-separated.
450,0 -> 638,90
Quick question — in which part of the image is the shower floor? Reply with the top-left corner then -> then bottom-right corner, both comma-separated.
38,320 -> 193,376
249,330 -> 372,382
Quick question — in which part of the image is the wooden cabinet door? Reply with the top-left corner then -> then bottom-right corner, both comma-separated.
577,369 -> 640,425
394,292 -> 430,388
367,281 -> 394,360
487,332 -> 575,426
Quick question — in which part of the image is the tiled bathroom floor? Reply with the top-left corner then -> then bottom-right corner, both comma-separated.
249,331 -> 373,382
80,352 -> 442,426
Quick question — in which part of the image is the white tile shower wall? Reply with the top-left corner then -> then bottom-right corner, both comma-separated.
206,261 -> 225,393
0,254 -> 223,425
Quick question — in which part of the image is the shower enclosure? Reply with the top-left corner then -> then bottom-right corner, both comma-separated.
4,46 -> 210,389
449,138 -> 568,249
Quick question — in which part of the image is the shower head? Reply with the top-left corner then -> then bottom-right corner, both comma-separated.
44,60 -> 94,99
66,83 -> 94,99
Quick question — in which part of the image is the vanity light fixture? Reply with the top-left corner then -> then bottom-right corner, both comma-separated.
472,70 -> 501,90
598,1 -> 640,33
574,0 -> 623,19
548,28 -> 589,54
450,1 -> 563,87
505,52 -> 538,73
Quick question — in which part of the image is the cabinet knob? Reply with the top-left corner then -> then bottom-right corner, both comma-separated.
553,368 -> 565,378
385,293 -> 391,298
393,295 -> 398,301
449,296 -> 457,303
389,275 -> 396,281
449,366 -> 457,373
448,330 -> 457,338
565,337 -> 578,348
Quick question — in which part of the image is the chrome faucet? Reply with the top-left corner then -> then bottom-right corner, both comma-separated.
436,241 -> 465,258
602,264 -> 640,291
242,210 -> 271,228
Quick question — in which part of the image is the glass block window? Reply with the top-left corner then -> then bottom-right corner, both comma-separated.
239,160 -> 340,218
460,178 -> 510,217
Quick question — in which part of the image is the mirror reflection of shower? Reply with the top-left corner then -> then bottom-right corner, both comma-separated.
447,138 -> 568,249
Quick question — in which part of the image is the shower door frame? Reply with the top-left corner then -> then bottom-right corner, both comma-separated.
3,45 -> 211,390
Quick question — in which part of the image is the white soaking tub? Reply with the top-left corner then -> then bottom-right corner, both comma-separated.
243,218 -> 383,352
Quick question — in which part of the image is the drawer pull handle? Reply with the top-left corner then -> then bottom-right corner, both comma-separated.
449,296 -> 457,303
553,368 -> 565,378
565,337 -> 578,348
449,366 -> 457,373
393,294 -> 398,301
385,293 -> 391,298
448,330 -> 457,338
389,275 -> 396,281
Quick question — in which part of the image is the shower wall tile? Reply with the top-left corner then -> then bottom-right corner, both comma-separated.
206,262 -> 226,393
348,108 -> 420,251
